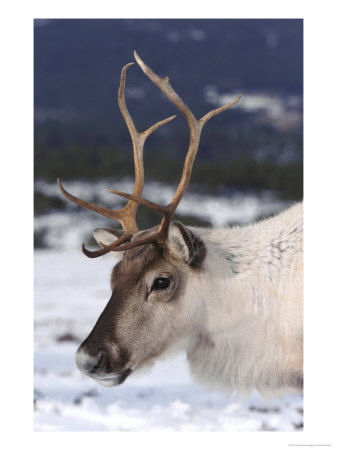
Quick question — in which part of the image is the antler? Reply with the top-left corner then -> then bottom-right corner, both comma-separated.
106,51 -> 242,251
57,61 -> 176,257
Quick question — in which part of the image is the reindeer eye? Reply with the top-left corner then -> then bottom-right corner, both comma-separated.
152,277 -> 171,291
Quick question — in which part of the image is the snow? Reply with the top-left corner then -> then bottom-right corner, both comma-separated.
34,289 -> 303,431
35,179 -> 289,249
203,87 -> 302,131
34,184 -> 302,431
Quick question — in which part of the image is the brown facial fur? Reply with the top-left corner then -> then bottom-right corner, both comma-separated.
110,241 -> 182,363
78,225 -> 207,380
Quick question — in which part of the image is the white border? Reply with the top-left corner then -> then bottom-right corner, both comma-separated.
1,1 -> 337,449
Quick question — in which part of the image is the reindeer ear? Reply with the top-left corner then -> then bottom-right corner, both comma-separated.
92,228 -> 125,259
166,222 -> 206,268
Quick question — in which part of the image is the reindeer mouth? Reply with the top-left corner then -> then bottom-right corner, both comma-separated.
117,368 -> 132,384
94,368 -> 132,387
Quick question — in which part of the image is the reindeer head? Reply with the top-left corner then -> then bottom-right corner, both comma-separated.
58,52 -> 241,386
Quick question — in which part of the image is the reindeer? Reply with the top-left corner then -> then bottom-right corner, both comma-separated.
58,52 -> 303,396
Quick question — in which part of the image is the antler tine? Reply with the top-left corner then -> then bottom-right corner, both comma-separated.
57,178 -> 125,222
106,51 -> 242,245
82,233 -> 132,258
134,51 -> 242,218
118,62 -> 176,225
57,64 -> 141,234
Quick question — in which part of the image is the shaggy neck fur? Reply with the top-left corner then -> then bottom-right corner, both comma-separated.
185,203 -> 303,396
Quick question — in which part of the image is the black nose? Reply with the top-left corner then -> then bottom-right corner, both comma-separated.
95,348 -> 115,373
75,345 -> 113,375
88,348 -> 110,374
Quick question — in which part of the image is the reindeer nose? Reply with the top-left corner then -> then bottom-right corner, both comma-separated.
75,341 -> 132,386
75,346 -> 112,375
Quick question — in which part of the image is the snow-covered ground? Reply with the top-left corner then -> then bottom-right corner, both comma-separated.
34,182 -> 303,431
34,179 -> 290,250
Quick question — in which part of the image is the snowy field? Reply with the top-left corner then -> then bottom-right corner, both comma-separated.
34,181 -> 303,431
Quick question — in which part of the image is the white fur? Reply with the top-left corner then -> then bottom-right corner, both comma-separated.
179,202 -> 303,396
93,228 -> 124,260
75,348 -> 95,374
88,203 -> 303,396
167,225 -> 191,263
93,228 -> 119,246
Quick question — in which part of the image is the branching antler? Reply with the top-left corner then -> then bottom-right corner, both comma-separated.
106,51 -> 242,250
57,61 -> 176,257
58,52 -> 241,256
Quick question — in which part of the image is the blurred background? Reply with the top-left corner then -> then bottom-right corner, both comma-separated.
34,19 -> 303,431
